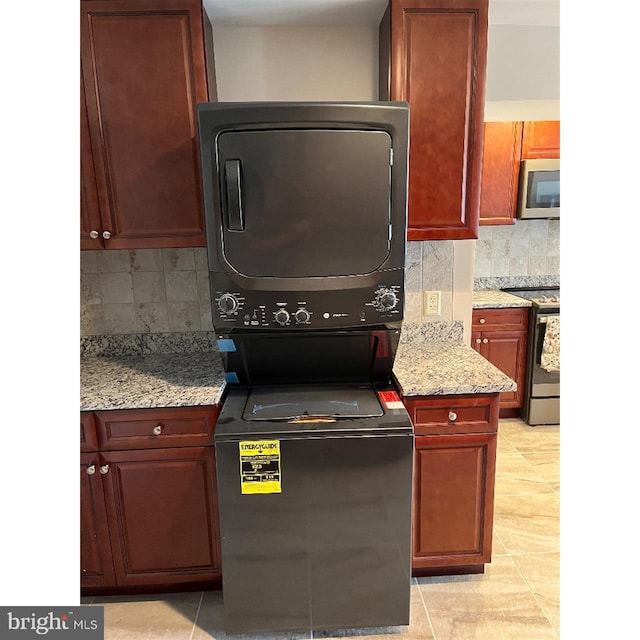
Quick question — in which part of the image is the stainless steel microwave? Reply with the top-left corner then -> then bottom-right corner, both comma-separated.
517,158 -> 560,219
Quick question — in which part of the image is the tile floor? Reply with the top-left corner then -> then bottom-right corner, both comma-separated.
84,418 -> 560,640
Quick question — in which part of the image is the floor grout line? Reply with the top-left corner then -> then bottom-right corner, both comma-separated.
509,553 -> 560,638
189,591 -> 205,640
414,579 -> 438,640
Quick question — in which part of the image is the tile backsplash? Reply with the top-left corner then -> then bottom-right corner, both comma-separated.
80,219 -> 559,337
81,248 -> 213,336
80,243 -> 457,336
474,218 -> 560,279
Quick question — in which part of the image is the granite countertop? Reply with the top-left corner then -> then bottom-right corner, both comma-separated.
80,324 -> 516,411
392,339 -> 516,397
472,290 -> 532,309
81,353 -> 226,411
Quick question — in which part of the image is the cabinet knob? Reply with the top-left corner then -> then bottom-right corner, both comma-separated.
102,230 -> 112,240
475,338 -> 481,343
483,338 -> 489,344
99,464 -> 110,475
89,230 -> 99,239
479,318 -> 486,324
153,425 -> 163,435
86,464 -> 96,475
448,411 -> 457,422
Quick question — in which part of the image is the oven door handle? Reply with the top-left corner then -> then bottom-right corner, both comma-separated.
224,159 -> 244,231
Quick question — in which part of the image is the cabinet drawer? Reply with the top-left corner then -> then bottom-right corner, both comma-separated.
81,412 -> 99,452
94,406 -> 219,451
472,308 -> 528,332
403,394 -> 499,436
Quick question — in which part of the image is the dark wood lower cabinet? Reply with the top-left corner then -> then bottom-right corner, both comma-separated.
413,432 -> 496,571
81,452 -> 116,588
402,393 -> 499,575
100,447 -> 220,587
82,393 -> 500,592
472,308 -> 529,413
81,407 -> 221,595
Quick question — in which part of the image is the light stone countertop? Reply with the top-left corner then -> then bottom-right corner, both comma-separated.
472,290 -> 532,309
80,325 -> 515,410
392,340 -> 516,397
80,353 -> 226,411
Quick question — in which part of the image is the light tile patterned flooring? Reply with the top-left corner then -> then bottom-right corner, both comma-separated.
84,419 -> 560,639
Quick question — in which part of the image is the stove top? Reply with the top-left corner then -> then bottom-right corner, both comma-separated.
503,287 -> 560,310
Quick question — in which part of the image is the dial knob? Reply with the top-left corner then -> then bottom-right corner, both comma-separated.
294,308 -> 310,324
217,293 -> 239,314
274,309 -> 290,326
376,289 -> 398,311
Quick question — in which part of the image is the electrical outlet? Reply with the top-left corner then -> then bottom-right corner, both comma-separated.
423,291 -> 441,316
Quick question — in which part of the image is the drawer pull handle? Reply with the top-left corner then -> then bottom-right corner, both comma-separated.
86,464 -> 96,475
99,465 -> 110,475
153,425 -> 163,435
479,318 -> 486,324
448,411 -> 458,422
483,338 -> 489,344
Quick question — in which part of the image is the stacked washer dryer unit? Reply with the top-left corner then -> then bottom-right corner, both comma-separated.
196,102 -> 413,635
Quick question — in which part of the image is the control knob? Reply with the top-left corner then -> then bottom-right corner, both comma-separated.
217,293 -> 239,314
375,288 -> 399,311
294,308 -> 310,324
274,309 -> 290,326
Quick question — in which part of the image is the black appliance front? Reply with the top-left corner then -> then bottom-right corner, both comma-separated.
214,384 -> 414,634
217,326 -> 401,386
196,102 -> 409,332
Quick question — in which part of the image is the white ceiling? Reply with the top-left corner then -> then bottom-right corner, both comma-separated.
202,0 -> 560,27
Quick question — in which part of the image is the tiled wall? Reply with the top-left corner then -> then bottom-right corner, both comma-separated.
80,220 -> 558,336
81,248 -> 213,336
404,241 -> 454,323
80,243 -> 456,336
474,218 -> 560,279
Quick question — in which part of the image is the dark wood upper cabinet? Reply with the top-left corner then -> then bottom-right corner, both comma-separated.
521,120 -> 560,159
479,120 -> 560,225
479,121 -> 523,225
80,0 -> 216,249
380,0 -> 488,240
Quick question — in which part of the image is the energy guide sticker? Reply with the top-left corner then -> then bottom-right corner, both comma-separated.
239,440 -> 282,494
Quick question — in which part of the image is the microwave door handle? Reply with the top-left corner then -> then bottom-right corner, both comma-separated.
224,159 -> 244,231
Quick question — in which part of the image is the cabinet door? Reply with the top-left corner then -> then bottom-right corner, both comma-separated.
100,447 -> 221,586
472,308 -> 529,410
482,330 -> 527,408
479,121 -> 523,225
80,0 -> 211,249
81,453 -> 116,588
382,0 -> 488,240
80,76 -> 104,250
413,432 -> 496,568
521,121 -> 560,159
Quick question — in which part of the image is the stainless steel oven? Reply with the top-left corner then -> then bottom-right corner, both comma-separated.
503,287 -> 560,425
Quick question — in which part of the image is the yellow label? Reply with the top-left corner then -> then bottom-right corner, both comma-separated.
239,440 -> 281,494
